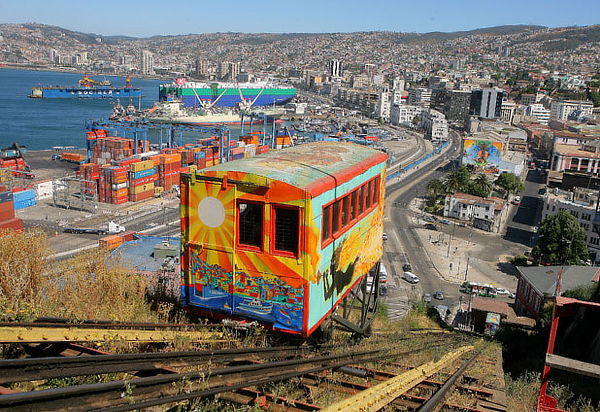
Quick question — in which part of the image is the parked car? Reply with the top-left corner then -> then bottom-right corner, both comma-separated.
512,196 -> 521,205
425,223 -> 439,231
382,232 -> 388,241
423,293 -> 432,303
496,288 -> 510,295
440,219 -> 451,225
434,291 -> 444,300
403,263 -> 412,272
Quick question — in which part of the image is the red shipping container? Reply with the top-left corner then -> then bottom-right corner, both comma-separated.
0,218 -> 23,232
129,190 -> 154,202
0,210 -> 14,222
119,230 -> 137,242
129,175 -> 156,186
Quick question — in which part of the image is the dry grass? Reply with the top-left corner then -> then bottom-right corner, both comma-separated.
0,228 -> 48,320
0,229 -> 158,323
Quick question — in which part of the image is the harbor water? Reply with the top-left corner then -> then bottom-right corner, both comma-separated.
0,68 -> 163,150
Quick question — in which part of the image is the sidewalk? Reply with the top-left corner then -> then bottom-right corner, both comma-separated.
409,212 -> 518,291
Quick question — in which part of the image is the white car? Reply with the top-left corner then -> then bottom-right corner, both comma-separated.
382,232 -> 388,241
496,288 -> 510,295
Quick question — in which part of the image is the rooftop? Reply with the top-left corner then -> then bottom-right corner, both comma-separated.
111,235 -> 180,273
516,265 -> 600,297
203,142 -> 388,197
471,297 -> 510,317
553,143 -> 600,158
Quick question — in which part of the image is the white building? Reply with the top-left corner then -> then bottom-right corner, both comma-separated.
195,59 -> 210,77
391,77 -> 405,91
550,100 -> 594,122
328,60 -> 342,77
227,62 -> 241,81
141,50 -> 154,75
390,104 -> 421,127
444,192 -> 506,232
420,109 -> 448,141
472,88 -> 503,119
525,104 -> 551,125
501,100 -> 517,125
408,87 -> 432,106
542,188 -> 600,263
376,91 -> 392,122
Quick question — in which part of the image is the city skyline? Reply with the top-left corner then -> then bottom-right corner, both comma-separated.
1,0 -> 599,37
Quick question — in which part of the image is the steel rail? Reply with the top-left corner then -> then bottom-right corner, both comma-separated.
0,320 -> 223,330
417,349 -> 481,412
0,325 -> 227,344
102,350 -> 406,412
321,345 -> 475,412
0,345 -> 311,385
0,348 -> 385,411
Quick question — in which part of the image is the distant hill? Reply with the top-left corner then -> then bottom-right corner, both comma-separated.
528,25 -> 600,51
409,25 -> 547,43
8,23 -> 547,43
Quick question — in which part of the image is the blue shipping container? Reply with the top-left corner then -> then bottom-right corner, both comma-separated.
13,190 -> 35,203
14,198 -> 36,210
131,168 -> 156,179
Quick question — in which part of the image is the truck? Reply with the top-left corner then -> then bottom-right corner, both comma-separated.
63,221 -> 126,235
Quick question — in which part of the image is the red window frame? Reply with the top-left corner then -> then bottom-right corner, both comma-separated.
373,176 -> 380,204
236,200 -> 264,252
271,204 -> 301,258
341,195 -> 350,227
350,190 -> 358,221
332,200 -> 341,235
320,175 -> 382,249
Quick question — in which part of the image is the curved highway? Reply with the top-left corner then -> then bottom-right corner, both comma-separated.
383,130 -> 463,318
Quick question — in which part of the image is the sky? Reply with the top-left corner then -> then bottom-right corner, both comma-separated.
1,0 -> 599,37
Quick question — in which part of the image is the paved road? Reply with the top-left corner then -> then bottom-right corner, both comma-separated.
504,169 -> 546,247
382,131 -> 463,317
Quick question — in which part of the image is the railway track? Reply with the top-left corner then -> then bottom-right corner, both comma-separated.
0,331 -> 506,411
0,319 -> 227,344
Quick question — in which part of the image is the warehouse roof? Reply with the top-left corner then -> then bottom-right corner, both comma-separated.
204,142 -> 388,197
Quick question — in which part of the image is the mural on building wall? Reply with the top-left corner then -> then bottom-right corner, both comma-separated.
463,139 -> 503,172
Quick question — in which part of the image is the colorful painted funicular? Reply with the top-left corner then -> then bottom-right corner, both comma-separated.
180,142 -> 388,337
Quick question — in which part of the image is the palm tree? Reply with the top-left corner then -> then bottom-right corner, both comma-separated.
474,174 -> 492,197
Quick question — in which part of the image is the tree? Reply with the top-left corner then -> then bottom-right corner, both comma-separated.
472,174 -> 493,197
425,178 -> 446,209
532,211 -> 589,265
495,173 -> 524,198
444,167 -> 471,193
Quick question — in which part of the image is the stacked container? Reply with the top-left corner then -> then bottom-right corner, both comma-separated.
79,163 -> 100,196
13,189 -> 36,210
0,191 -> 22,232
90,136 -> 148,165
128,160 -> 156,202
158,153 -> 181,191
100,166 -> 129,204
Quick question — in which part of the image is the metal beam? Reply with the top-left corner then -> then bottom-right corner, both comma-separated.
545,354 -> 600,379
320,345 -> 474,412
0,326 -> 226,344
